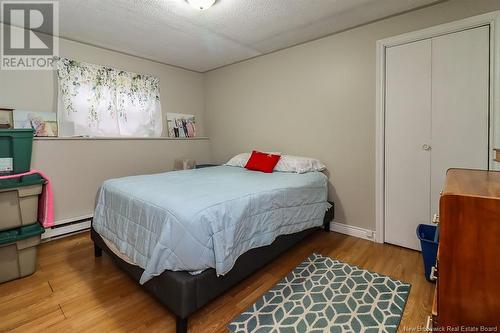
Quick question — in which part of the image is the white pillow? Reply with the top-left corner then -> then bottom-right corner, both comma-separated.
225,152 -> 251,168
274,155 -> 326,174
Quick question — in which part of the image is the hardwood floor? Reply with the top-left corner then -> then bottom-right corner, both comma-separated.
0,230 -> 434,332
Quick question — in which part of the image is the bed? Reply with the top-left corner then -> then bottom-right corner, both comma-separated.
91,165 -> 334,333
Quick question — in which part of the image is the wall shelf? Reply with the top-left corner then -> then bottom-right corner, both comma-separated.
34,136 -> 209,141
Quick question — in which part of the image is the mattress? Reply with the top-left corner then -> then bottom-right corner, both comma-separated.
93,165 -> 330,284
102,236 -> 137,266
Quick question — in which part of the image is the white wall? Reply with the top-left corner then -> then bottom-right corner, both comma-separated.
205,0 -> 500,231
0,32 -> 210,222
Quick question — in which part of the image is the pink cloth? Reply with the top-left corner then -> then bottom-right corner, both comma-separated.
0,170 -> 54,228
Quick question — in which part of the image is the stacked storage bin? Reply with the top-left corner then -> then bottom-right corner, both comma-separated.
0,129 -> 45,283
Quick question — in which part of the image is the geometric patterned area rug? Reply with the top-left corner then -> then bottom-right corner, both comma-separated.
228,253 -> 411,333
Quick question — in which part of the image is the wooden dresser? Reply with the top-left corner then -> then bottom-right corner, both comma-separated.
432,169 -> 500,330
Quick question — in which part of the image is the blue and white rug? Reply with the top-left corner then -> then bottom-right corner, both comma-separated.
228,254 -> 411,333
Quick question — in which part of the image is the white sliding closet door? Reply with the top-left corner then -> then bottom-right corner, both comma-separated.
385,40 -> 432,250
384,26 -> 490,251
430,26 -> 490,216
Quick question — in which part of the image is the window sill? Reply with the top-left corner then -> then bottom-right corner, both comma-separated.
33,136 -> 209,141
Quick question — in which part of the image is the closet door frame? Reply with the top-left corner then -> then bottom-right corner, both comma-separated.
375,11 -> 500,244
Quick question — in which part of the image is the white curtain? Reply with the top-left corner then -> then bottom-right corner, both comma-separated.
56,58 -> 163,137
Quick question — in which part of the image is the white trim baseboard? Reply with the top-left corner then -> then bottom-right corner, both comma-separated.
329,221 -> 375,241
41,221 -> 91,241
41,214 -> 93,240
41,216 -> 376,242
51,214 -> 93,226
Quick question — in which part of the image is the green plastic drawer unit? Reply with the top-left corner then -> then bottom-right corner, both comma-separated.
0,129 -> 34,175
0,223 -> 44,283
0,174 -> 44,232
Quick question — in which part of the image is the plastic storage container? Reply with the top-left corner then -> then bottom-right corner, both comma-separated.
417,224 -> 439,282
0,223 -> 44,283
0,129 -> 34,175
0,174 -> 44,232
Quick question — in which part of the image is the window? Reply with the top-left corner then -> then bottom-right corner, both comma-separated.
56,58 -> 162,137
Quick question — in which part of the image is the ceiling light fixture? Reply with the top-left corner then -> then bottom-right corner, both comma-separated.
186,0 -> 216,10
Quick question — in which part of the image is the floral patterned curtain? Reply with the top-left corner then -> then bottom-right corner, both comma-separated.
56,58 -> 162,137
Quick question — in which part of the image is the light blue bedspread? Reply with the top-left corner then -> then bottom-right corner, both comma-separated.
93,166 -> 330,284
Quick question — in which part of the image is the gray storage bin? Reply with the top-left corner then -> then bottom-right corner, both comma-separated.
0,233 -> 41,283
0,177 -> 43,232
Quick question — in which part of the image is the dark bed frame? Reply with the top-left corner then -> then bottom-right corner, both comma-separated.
91,201 -> 334,333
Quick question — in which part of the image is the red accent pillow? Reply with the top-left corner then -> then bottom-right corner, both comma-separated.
245,151 -> 281,173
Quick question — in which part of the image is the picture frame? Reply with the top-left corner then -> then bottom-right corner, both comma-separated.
13,110 -> 58,137
0,108 -> 14,129
166,113 -> 196,138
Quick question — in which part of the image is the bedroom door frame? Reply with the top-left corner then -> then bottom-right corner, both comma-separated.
374,11 -> 500,244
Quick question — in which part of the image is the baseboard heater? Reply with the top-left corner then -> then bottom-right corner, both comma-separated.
41,214 -> 93,241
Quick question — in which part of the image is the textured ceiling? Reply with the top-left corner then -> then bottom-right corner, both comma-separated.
53,0 -> 440,72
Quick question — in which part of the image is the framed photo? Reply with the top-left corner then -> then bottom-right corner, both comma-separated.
167,113 -> 196,138
0,108 -> 14,129
13,110 -> 58,137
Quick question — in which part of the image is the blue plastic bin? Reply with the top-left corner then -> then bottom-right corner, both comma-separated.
417,224 -> 439,282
